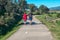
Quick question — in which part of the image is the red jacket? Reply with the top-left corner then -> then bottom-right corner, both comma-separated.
23,13 -> 27,21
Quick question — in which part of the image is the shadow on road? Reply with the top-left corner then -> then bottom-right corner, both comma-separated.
26,22 -> 42,25
16,22 -> 42,27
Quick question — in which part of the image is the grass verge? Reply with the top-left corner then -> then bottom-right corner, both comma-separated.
36,14 -> 60,40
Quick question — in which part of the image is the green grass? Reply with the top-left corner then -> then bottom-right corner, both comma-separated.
36,14 -> 60,40
0,20 -> 23,40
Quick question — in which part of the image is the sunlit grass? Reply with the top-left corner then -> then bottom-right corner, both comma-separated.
36,14 -> 60,40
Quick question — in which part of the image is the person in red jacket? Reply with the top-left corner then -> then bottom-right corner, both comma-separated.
23,12 -> 27,25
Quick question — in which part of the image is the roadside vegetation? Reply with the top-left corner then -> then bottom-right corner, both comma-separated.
35,4 -> 60,40
36,9 -> 60,40
0,0 -> 27,40
36,13 -> 60,40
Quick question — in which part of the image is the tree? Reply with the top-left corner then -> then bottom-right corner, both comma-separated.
0,0 -> 23,35
19,0 -> 28,11
5,0 -> 13,16
28,4 -> 38,12
0,0 -> 7,16
39,5 -> 49,14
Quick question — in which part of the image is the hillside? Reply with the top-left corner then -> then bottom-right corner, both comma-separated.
50,6 -> 60,10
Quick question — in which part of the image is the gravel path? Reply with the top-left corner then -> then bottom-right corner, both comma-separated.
7,16 -> 53,40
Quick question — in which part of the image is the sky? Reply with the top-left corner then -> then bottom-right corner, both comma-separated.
26,0 -> 60,8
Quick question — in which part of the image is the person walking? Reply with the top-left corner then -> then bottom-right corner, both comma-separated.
28,12 -> 33,25
23,12 -> 27,25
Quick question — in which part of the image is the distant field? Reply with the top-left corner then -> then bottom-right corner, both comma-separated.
49,10 -> 60,13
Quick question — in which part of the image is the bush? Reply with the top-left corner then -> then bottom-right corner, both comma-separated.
0,10 -> 23,36
56,20 -> 60,25
0,15 -> 22,36
57,13 -> 60,18
33,11 -> 40,15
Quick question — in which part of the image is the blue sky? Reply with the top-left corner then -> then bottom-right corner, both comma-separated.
26,0 -> 60,8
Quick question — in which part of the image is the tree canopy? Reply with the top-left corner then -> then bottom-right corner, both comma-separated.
39,5 -> 49,14
28,4 -> 38,12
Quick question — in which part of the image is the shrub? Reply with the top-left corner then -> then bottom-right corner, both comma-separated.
57,13 -> 60,18
56,20 -> 60,25
33,11 -> 40,15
